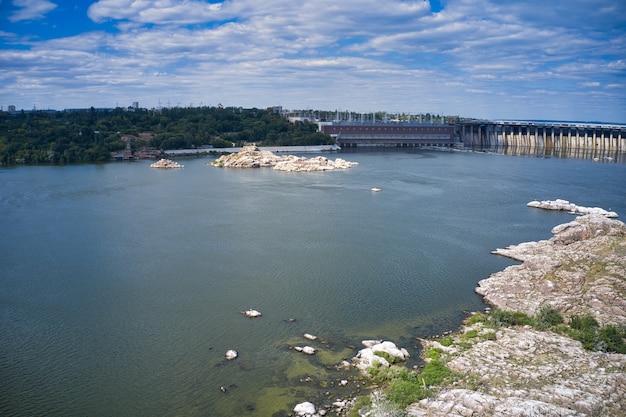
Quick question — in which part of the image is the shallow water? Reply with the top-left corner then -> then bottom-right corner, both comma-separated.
1,149 -> 625,416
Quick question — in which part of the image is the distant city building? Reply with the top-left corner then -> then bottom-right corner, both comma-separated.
132,102 -> 139,109
8,105 -> 16,112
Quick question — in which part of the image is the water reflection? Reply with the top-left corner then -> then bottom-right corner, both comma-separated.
468,145 -> 626,163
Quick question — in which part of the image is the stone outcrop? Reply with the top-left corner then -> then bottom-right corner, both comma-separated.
150,158 -> 183,168
527,199 -> 619,218
409,324 -> 626,417
405,210 -> 626,417
210,145 -> 358,171
476,213 -> 626,325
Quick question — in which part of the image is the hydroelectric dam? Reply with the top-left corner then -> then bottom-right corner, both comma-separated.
319,120 -> 626,161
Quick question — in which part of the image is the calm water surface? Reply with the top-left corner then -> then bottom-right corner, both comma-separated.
1,149 -> 625,416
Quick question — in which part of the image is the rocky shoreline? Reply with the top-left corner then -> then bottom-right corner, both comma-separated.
289,206 -> 626,416
408,209 -> 626,416
210,145 -> 358,171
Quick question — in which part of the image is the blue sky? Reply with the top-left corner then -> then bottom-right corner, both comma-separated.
1,0 -> 625,122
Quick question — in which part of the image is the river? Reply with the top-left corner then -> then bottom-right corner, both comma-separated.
1,148 -> 625,416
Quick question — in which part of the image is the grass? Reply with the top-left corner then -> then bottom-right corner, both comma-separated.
367,355 -> 458,409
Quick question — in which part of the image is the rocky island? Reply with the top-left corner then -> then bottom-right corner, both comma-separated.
150,158 -> 183,168
210,145 -> 358,171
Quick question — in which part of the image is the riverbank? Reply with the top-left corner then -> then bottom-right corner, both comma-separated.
406,212 -> 626,416
291,209 -> 626,416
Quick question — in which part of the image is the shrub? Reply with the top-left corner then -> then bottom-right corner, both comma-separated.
369,392 -> 408,417
535,305 -> 564,329
490,309 -> 534,327
387,379 -> 424,408
348,395 -> 372,417
599,324 -> 626,354
569,314 -> 599,331
420,358 -> 455,387
567,314 -> 626,353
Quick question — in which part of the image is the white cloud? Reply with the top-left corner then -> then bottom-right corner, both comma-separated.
2,0 -> 625,121
88,0 -> 225,24
9,0 -> 57,22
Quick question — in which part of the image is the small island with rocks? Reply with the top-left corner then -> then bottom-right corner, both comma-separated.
150,158 -> 184,168
210,145 -> 358,171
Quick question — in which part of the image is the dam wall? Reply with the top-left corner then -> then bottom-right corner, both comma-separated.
457,121 -> 626,158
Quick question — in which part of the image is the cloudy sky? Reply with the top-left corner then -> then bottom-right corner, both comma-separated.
1,0 -> 625,122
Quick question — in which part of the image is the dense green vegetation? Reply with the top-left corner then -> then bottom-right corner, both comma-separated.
0,106 -> 333,164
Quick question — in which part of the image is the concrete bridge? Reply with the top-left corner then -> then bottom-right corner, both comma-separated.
457,120 -> 626,154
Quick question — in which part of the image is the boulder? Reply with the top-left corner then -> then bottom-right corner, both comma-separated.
225,350 -> 238,360
353,340 -> 409,373
293,401 -> 316,416
241,309 -> 262,318
295,346 -> 316,355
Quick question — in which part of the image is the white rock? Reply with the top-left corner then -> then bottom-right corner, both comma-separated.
225,349 -> 238,360
303,333 -> 318,341
293,401 -> 316,416
302,346 -> 316,355
353,340 -> 410,373
372,341 -> 408,360
150,158 -> 183,168
527,199 -> 618,218
241,309 -> 262,318
362,339 -> 383,348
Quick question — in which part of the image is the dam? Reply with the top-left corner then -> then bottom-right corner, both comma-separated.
318,119 -> 626,160
457,120 -> 626,155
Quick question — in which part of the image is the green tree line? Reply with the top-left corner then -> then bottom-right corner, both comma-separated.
0,106 -> 333,164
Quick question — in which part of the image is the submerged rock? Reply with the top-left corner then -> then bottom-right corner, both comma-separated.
294,346 -> 316,355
